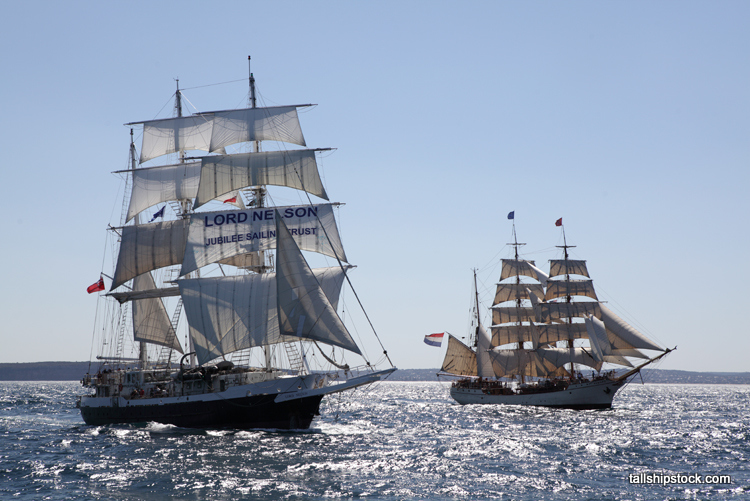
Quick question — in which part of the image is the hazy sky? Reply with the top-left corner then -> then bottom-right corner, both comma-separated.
1,1 -> 748,372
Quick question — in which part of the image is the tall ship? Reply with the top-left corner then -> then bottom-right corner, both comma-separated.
440,216 -> 672,409
78,60 -> 395,429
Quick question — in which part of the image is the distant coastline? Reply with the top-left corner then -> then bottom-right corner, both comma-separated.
1,363 -> 750,384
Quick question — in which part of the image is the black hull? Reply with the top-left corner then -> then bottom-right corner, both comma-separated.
80,393 -> 324,430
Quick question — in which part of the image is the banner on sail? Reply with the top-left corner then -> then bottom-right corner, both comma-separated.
180,203 -> 347,276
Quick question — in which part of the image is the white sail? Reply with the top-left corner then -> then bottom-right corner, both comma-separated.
131,272 -> 183,353
193,150 -> 328,209
275,213 -> 360,355
491,324 -> 537,347
492,282 -> 544,305
139,114 -> 214,163
491,319 -> 589,346
536,323 -> 588,344
441,334 -> 477,376
491,306 -> 536,325
208,107 -> 306,152
111,219 -> 190,290
538,301 -> 601,322
180,203 -> 347,277
585,315 -> 632,367
489,349 -> 549,377
544,279 -> 598,301
500,259 -> 539,281
536,346 -> 602,371
125,162 -> 202,222
137,106 -> 307,164
475,323 -> 494,378
549,259 -> 590,278
178,267 -> 347,365
600,304 -> 662,351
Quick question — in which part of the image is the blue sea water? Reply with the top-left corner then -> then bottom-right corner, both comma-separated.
1,381 -> 748,500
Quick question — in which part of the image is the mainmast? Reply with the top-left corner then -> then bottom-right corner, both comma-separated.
248,56 -> 274,372
556,220 -> 577,379
507,218 -> 526,383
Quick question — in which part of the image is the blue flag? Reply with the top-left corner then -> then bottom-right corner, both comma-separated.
149,206 -> 166,223
507,211 -> 514,220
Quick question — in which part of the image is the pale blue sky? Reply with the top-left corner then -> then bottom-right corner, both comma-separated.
1,1 -> 748,371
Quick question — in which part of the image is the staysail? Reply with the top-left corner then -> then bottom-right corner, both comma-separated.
275,212 -> 360,355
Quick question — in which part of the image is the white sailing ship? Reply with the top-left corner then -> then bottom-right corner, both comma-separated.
78,61 -> 395,429
441,218 -> 672,409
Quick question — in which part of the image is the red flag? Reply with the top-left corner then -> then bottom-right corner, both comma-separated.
223,196 -> 237,203
87,277 -> 105,294
555,218 -> 563,227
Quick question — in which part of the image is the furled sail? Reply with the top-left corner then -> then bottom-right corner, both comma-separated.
109,287 -> 181,304
440,334 -> 477,376
549,259 -> 590,278
137,106 -> 308,164
178,267 -> 347,366
193,150 -> 328,209
131,272 -> 183,353
275,212 -> 360,355
180,203 -> 347,277
493,282 -> 544,305
544,279 -> 598,301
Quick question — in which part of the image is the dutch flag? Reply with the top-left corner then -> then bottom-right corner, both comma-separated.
424,332 -> 445,347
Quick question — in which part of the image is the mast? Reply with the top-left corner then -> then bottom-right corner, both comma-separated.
556,222 -> 576,379
129,128 -> 148,372
507,219 -> 526,383
249,56 -> 274,372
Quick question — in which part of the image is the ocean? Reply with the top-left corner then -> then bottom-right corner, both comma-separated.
1,381 -> 747,500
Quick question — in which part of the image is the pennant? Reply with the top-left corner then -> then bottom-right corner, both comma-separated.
223,196 -> 237,204
555,217 -> 563,227
424,332 -> 445,347
507,211 -> 514,220
149,206 -> 166,223
87,277 -> 105,294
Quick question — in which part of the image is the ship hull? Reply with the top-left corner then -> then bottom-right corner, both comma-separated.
79,368 -> 395,430
80,391 -> 323,430
449,378 -> 624,409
